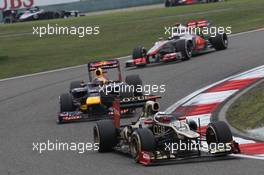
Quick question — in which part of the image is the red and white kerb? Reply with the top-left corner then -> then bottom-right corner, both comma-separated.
171,66 -> 264,159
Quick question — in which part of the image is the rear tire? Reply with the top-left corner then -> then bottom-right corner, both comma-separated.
130,128 -> 155,162
60,93 -> 75,112
54,12 -> 60,19
125,75 -> 143,96
210,33 -> 228,50
165,0 -> 170,7
70,81 -> 82,91
94,120 -> 117,152
3,17 -> 12,24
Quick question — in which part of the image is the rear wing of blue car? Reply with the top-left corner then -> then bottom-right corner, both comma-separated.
88,60 -> 120,71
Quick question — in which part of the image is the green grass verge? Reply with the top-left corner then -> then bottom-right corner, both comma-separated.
0,0 -> 264,78
227,81 -> 264,131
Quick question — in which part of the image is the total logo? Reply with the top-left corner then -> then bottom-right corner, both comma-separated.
0,0 -> 34,10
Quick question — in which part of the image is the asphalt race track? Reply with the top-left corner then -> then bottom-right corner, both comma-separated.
0,30 -> 264,175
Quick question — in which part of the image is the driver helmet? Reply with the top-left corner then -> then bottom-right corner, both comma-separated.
142,101 -> 160,118
93,68 -> 108,84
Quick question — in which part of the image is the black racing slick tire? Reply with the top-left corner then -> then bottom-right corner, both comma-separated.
210,33 -> 228,50
175,40 -> 192,61
132,46 -> 146,60
206,121 -> 233,145
132,46 -> 148,68
94,120 -> 117,152
125,74 -> 143,96
3,17 -> 12,24
130,128 -> 155,162
70,80 -> 83,91
60,93 -> 75,112
165,0 -> 170,7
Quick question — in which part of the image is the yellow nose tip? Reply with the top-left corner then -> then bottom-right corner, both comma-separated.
86,96 -> 101,106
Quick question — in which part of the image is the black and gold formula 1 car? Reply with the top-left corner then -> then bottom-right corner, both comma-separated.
94,98 -> 240,165
57,59 -> 160,124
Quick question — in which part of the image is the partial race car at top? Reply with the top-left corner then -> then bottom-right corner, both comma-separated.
61,10 -> 80,18
126,20 -> 228,68
58,60 -> 160,124
165,0 -> 220,7
2,7 -> 79,23
94,99 -> 240,165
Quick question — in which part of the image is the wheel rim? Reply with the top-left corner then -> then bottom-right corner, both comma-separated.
206,126 -> 218,145
186,43 -> 192,57
223,35 -> 228,47
93,126 -> 100,146
224,38 -> 228,47
130,135 -> 141,161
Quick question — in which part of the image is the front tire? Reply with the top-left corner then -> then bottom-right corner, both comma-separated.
60,93 -> 75,112
206,121 -> 233,145
94,120 -> 117,152
132,46 -> 146,59
132,46 -> 148,67
130,128 -> 155,162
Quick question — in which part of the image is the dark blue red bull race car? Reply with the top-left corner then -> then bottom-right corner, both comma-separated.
58,59 -> 160,123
